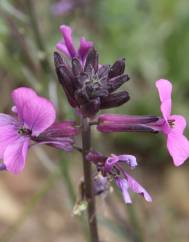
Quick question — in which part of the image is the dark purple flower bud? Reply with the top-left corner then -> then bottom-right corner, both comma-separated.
54,53 -> 78,107
54,51 -> 65,67
84,48 -> 99,74
32,122 -> 78,152
100,91 -> 130,109
72,58 -> 82,77
97,114 -> 160,133
99,114 -> 159,124
108,58 -> 125,78
107,74 -> 130,93
98,65 -> 110,79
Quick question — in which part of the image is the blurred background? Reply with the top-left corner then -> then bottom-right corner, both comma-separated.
0,0 -> 189,241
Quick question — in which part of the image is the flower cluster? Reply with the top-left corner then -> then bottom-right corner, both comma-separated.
54,47 -> 129,117
1,24 -> 189,206
54,25 -> 189,203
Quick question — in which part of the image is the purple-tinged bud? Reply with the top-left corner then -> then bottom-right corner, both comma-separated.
54,51 -> 65,67
99,114 -> 159,124
98,65 -> 110,79
107,74 -> 130,93
100,91 -> 130,109
97,114 -> 160,133
56,61 -> 77,107
84,48 -> 99,73
108,58 -> 125,78
72,57 -> 82,77
32,122 -> 78,152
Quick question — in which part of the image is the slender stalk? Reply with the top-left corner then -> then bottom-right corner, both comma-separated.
81,117 -> 99,242
26,0 -> 51,73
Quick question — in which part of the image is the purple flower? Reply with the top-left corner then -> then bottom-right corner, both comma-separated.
54,48 -> 130,117
154,79 -> 189,166
56,25 -> 93,63
0,87 -> 77,174
97,114 -> 160,133
86,151 -> 152,204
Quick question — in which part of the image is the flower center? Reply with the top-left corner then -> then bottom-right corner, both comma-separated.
168,119 -> 175,128
18,127 -> 32,136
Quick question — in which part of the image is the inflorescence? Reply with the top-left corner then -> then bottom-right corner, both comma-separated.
0,24 -> 189,205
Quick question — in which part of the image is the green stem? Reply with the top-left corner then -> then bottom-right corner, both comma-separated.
81,117 -> 99,242
59,158 -> 76,204
126,205 -> 144,242
26,0 -> 51,73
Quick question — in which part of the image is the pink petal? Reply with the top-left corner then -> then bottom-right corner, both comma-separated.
42,121 -> 78,137
4,138 -> 30,174
0,114 -> 16,126
78,37 -> 93,61
105,154 -> 137,172
167,132 -> 189,166
59,25 -> 77,58
105,154 -> 119,172
115,178 -> 132,204
12,87 -> 56,136
56,42 -> 70,57
125,172 -> 152,202
171,115 -> 187,134
116,155 -> 137,168
36,137 -> 74,152
156,79 -> 172,103
156,79 -> 172,119
160,99 -> 172,121
0,126 -> 19,158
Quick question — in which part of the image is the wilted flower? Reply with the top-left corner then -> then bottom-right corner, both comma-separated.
56,25 -> 93,63
86,151 -> 152,204
0,87 -> 77,174
54,48 -> 130,117
93,173 -> 110,196
97,114 -> 160,133
154,79 -> 189,166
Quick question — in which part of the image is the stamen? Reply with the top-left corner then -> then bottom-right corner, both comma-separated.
18,127 -> 32,136
168,119 -> 175,128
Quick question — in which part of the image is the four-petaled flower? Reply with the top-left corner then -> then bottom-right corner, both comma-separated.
0,87 -> 77,174
155,79 -> 189,166
86,151 -> 152,204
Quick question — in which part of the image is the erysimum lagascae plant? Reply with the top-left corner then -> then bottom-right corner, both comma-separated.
1,24 -> 189,242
